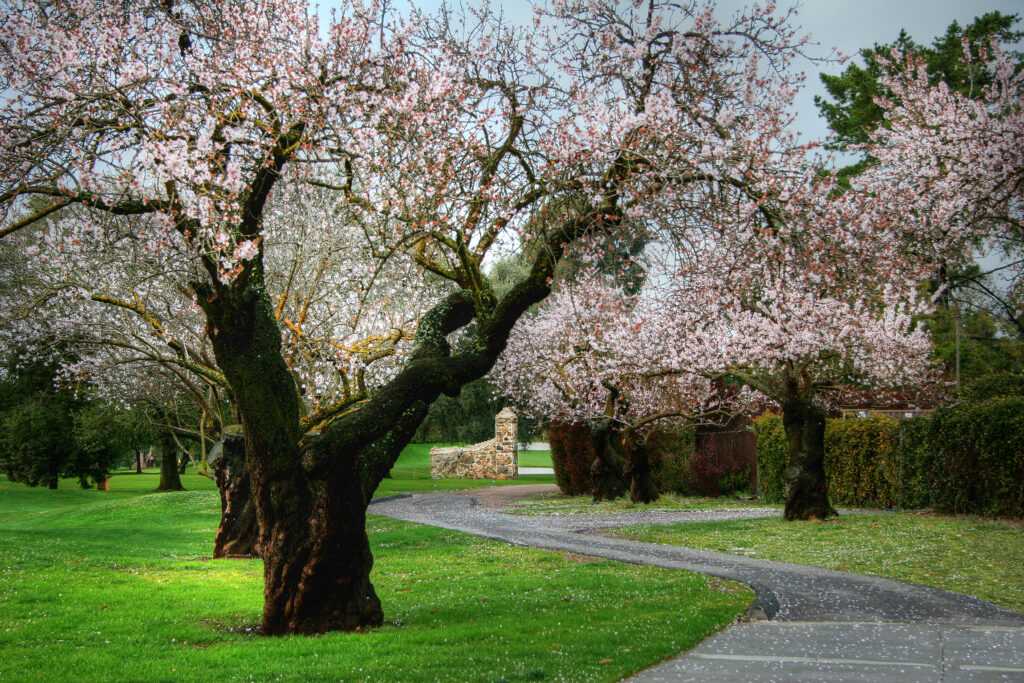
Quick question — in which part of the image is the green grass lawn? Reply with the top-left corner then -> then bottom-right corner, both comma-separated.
0,462 -> 750,681
80,443 -> 556,498
506,492 -> 779,516
517,450 -> 553,468
614,512 -> 1024,613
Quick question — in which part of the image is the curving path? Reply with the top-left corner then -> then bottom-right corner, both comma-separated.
370,489 -> 1024,681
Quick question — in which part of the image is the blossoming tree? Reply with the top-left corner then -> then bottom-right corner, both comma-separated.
850,42 -> 1024,331
0,0 -> 815,634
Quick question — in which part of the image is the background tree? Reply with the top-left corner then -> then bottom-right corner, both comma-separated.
0,354 -> 132,488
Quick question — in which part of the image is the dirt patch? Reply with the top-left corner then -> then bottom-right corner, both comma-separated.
446,484 -> 562,509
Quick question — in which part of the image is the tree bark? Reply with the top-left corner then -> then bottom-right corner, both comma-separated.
781,394 -> 835,520
624,435 -> 658,504
588,417 -> 628,501
212,428 -> 259,558
48,456 -> 60,489
155,434 -> 185,492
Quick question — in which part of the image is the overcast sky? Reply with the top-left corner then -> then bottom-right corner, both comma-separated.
344,0 -> 1024,142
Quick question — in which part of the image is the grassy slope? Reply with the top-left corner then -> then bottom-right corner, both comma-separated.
0,449 -> 749,682
615,513 -> 1024,613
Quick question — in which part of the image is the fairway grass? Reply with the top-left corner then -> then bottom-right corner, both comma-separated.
0,458 -> 750,682
614,512 -> 1024,613
506,492 -> 779,516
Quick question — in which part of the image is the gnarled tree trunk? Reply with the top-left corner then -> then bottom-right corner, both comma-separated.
781,393 -> 835,520
211,428 -> 259,559
195,205 -> 608,635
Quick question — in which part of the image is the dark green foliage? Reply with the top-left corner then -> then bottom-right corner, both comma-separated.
548,420 -> 595,496
949,373 -> 1024,402
755,400 -> 1024,517
928,308 -> 1024,381
411,377 -> 542,445
930,397 -> 1024,517
412,377 -> 499,444
0,399 -> 77,488
0,357 -> 128,489
645,424 -> 694,494
752,415 -> 788,503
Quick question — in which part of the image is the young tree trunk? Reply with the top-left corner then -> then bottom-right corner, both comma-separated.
47,457 -> 59,489
135,450 -> 144,474
212,428 -> 259,559
155,435 -> 185,492
780,394 -> 835,520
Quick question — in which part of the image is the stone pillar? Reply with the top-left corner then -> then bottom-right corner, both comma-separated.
494,408 -> 519,479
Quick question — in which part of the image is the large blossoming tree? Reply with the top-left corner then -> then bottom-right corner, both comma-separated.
0,0 -> 814,634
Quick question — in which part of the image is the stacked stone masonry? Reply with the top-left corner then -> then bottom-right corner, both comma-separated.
430,408 -> 519,479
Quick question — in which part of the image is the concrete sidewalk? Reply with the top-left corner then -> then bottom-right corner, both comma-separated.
369,491 -> 1024,681
628,622 -> 1024,682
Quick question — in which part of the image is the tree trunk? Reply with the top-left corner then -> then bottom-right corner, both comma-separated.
781,394 -> 835,520
136,450 -> 144,474
588,417 -> 628,501
178,450 -> 189,474
194,205 -> 610,635
155,435 -> 185,492
198,279 -> 380,635
212,428 -> 259,559
624,435 -> 658,504
47,457 -> 59,489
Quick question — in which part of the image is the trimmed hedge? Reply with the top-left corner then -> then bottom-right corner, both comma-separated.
754,396 -> 1024,516
930,397 -> 1024,517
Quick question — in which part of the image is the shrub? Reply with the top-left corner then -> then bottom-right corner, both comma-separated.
893,417 -> 933,509
824,417 -> 899,507
929,396 -> 1024,517
949,374 -> 1024,402
548,420 -> 595,495
645,424 -> 694,494
752,414 -> 787,503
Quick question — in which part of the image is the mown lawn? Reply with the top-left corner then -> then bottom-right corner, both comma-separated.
506,492 -> 779,516
83,442 -> 556,498
0,460 -> 749,681
614,512 -> 1024,612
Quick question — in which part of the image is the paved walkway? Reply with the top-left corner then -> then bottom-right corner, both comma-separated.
369,489 -> 1024,682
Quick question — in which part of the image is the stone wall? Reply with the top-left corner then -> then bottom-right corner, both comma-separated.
430,408 -> 518,479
